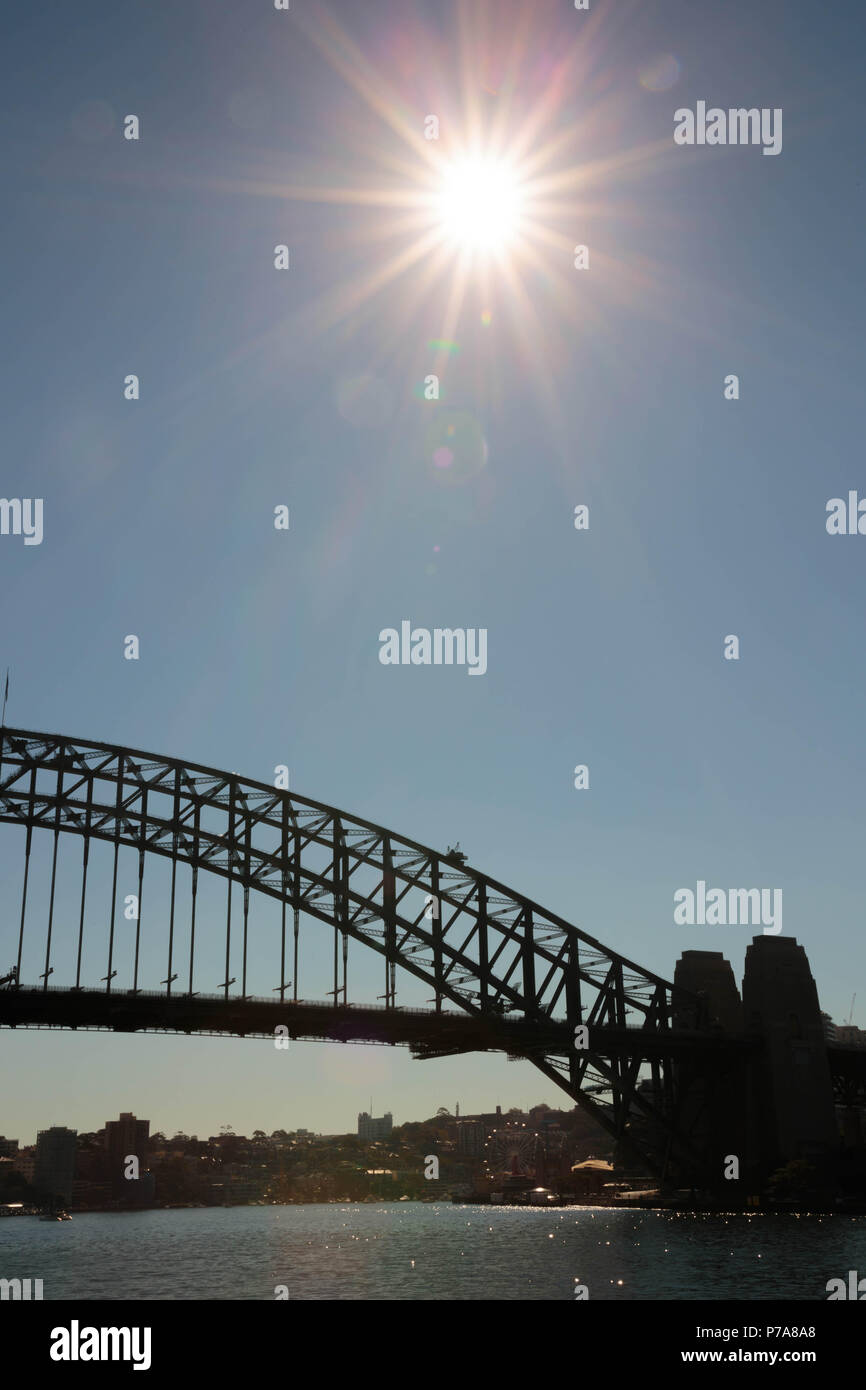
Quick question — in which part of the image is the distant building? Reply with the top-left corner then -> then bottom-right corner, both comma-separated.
456,1122 -> 487,1157
458,1105 -> 506,1127
455,1106 -> 522,1155
358,1112 -> 393,1141
0,1157 -> 22,1186
570,1158 -> 615,1195
0,1137 -> 19,1158
71,1179 -> 113,1210
821,1014 -> 866,1045
34,1127 -> 77,1204
104,1113 -> 150,1178
9,1151 -> 35,1183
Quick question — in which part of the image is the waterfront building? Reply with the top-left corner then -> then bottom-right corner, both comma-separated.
103,1113 -> 152,1203
34,1127 -> 77,1204
103,1112 -> 150,1176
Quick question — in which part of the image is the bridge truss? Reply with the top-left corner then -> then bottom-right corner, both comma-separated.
0,727 -> 738,1180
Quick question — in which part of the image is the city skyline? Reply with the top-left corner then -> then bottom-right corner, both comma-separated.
1,1099 -> 542,1149
1,1088 -> 553,1149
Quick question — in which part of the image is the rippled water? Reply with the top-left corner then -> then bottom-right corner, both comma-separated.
0,1204 -> 860,1300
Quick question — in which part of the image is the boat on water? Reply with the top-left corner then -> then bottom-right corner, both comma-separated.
39,1209 -> 71,1222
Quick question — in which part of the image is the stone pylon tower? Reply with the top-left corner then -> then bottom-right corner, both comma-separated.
673,950 -> 746,1189
741,935 -> 837,1176
673,939 -> 838,1190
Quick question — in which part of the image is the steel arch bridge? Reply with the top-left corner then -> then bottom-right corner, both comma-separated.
0,727 -> 746,1182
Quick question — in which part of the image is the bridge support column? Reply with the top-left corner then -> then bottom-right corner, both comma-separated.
673,951 -> 746,1192
742,936 -> 837,1187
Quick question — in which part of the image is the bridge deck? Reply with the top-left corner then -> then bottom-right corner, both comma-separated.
0,986 -> 756,1058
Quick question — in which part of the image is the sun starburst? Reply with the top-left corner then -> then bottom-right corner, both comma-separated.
172,1 -> 694,460
434,154 -> 526,254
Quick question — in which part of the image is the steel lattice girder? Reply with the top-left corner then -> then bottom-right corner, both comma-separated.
0,727 -> 720,1177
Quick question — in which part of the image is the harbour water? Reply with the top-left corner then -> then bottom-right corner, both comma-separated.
0,1203 -> 861,1300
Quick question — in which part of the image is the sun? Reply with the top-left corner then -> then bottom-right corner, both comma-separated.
228,3 -> 683,449
434,155 -> 525,254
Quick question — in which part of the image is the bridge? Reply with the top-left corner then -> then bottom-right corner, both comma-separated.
0,727 -> 858,1190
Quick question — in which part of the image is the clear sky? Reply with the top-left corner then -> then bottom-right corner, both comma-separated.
1,0 -> 864,1144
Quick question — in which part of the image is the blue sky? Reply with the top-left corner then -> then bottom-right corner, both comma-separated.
1,0 -> 865,1143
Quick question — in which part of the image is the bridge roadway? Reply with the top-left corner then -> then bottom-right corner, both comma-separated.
0,984 -> 757,1062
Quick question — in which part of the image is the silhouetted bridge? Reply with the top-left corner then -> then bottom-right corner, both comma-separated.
0,728 -> 860,1186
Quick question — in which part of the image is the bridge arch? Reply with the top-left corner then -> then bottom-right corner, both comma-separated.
0,726 -> 708,1176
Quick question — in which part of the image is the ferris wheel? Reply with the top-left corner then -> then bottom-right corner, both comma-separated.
484,1126 -> 539,1178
